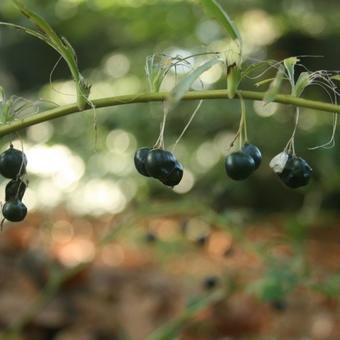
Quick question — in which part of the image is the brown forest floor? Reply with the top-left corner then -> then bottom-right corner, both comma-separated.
0,206 -> 339,340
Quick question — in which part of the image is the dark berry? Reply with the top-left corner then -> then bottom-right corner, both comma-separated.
195,234 -> 209,247
5,179 -> 27,201
145,149 -> 177,179
271,300 -> 287,311
203,276 -> 219,290
278,156 -> 312,188
134,147 -> 151,177
2,200 -> 27,222
145,232 -> 157,243
242,143 -> 262,169
159,160 -> 183,186
0,146 -> 27,179
225,151 -> 255,180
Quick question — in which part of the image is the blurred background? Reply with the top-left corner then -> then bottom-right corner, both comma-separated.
0,0 -> 339,339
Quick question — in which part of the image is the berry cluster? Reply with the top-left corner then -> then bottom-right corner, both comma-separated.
225,143 -> 262,180
0,145 -> 28,223
135,143 -> 313,190
134,147 -> 183,187
225,143 -> 312,188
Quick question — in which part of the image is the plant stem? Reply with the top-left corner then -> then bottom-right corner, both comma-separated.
0,89 -> 340,137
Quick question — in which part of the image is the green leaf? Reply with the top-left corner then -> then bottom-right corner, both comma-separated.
166,58 -> 221,110
283,57 -> 299,91
0,87 -> 4,101
8,1 -> 90,110
61,36 -> 77,58
0,96 -> 15,124
13,0 -> 62,50
145,54 -> 172,93
331,75 -> 340,82
250,260 -> 299,302
264,65 -> 285,103
200,0 -> 241,43
146,291 -> 224,340
0,22 -> 51,46
259,279 -> 286,301
312,274 -> 340,299
294,72 -> 312,97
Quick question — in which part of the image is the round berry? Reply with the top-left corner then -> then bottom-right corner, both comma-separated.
271,300 -> 287,311
5,179 -> 27,201
0,146 -> 27,179
278,156 -> 312,188
134,147 -> 151,177
144,231 -> 157,243
225,151 -> 255,180
195,235 -> 209,247
203,276 -> 219,290
145,149 -> 177,179
242,143 -> 262,169
2,200 -> 27,222
159,160 -> 183,187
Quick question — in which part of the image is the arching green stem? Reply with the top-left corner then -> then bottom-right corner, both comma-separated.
0,89 -> 340,137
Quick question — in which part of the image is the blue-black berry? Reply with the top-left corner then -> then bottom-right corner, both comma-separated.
134,147 -> 151,177
0,145 -> 27,179
2,200 -> 27,222
271,300 -> 287,311
195,234 -> 209,247
279,155 -> 312,188
5,179 -> 27,201
225,151 -> 255,180
145,149 -> 177,180
242,143 -> 262,170
144,231 -> 157,243
203,276 -> 219,290
159,160 -> 183,187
